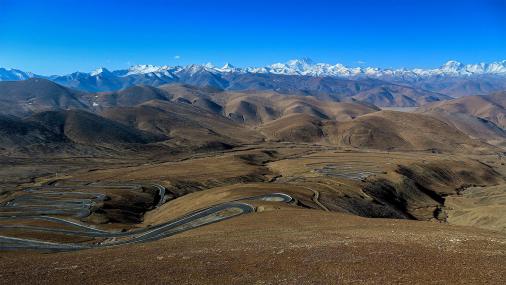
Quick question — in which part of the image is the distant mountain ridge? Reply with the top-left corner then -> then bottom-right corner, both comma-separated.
0,68 -> 34,81
76,58 -> 506,78
0,78 -> 502,155
2,59 -> 506,82
1,59 -> 506,98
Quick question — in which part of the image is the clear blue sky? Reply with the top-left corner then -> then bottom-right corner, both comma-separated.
0,0 -> 505,74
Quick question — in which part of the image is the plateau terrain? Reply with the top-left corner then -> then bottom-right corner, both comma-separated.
1,62 -> 506,284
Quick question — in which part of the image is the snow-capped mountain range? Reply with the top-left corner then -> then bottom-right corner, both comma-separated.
89,59 -> 506,79
2,59 -> 506,82
1,59 -> 506,96
260,59 -> 506,78
0,68 -> 34,81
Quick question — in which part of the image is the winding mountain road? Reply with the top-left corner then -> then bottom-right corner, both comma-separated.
0,192 -> 293,251
297,185 -> 330,212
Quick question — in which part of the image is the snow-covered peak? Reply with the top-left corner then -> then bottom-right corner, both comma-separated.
286,57 -> 315,67
128,64 -> 166,74
204,62 -> 215,69
180,64 -> 217,76
78,59 -> 506,81
487,60 -> 506,74
259,59 -> 361,77
255,59 -> 506,78
3,59 -> 506,84
0,68 -> 34,80
217,62 -> 239,72
440,60 -> 465,73
90,67 -> 112,76
430,60 -> 506,76
267,58 -> 317,75
120,64 -> 178,78
442,60 -> 463,68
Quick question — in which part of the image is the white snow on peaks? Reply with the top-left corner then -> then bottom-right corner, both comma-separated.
122,64 -> 179,78
0,68 -> 34,80
413,60 -> 506,77
246,59 -> 506,78
441,60 -> 464,72
82,59 -> 506,80
90,67 -> 112,76
217,63 -> 239,72
2,59 -> 506,83
127,64 -> 166,74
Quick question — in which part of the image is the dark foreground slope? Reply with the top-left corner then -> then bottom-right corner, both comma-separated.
0,110 -> 166,155
0,78 -> 88,116
2,209 -> 505,284
30,110 -> 166,145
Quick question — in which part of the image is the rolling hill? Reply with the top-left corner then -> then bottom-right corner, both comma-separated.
352,85 -> 451,107
0,109 -> 168,155
258,113 -> 324,142
214,91 -> 379,125
30,110 -> 166,145
259,110 -> 495,153
323,111 -> 494,153
0,114 -> 68,152
406,76 -> 506,98
418,91 -> 506,128
84,85 -> 172,109
0,79 -> 503,155
0,78 -> 89,116
99,100 -> 263,149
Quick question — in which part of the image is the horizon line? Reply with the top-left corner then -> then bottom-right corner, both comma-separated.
2,58 -> 506,76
